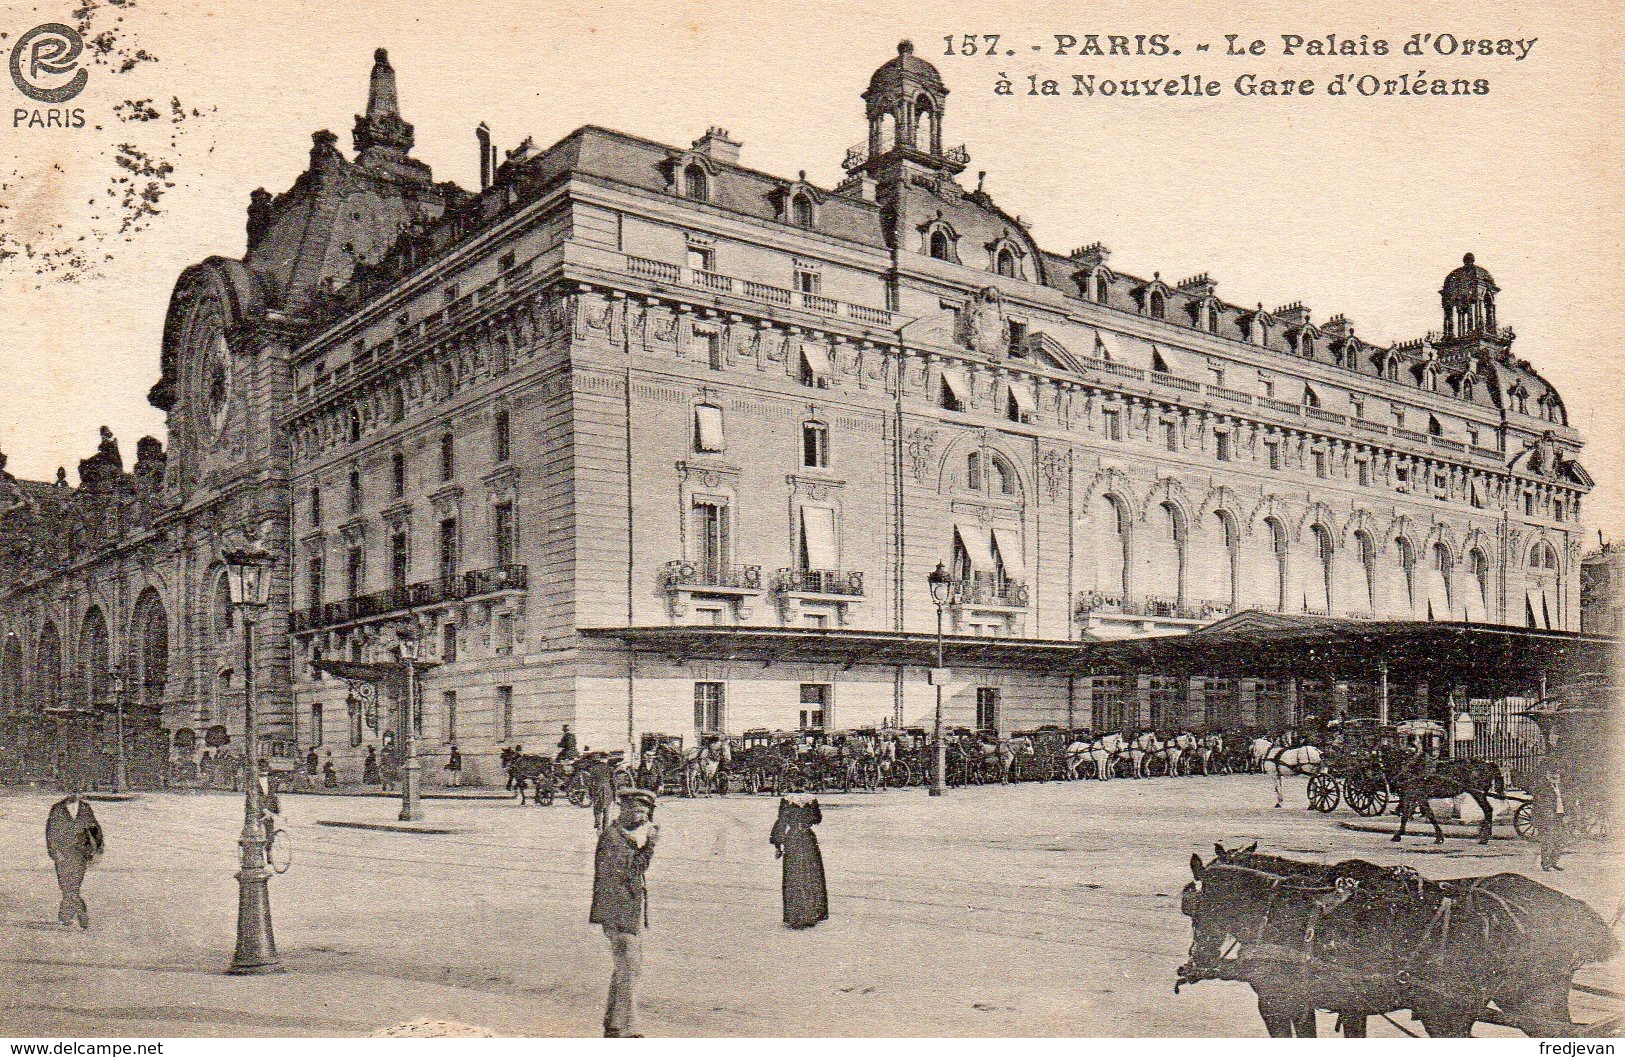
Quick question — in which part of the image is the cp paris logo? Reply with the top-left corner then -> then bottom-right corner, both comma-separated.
10,23 -> 88,103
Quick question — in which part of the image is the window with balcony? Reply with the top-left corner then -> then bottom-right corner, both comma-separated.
801,421 -> 828,468
493,408 -> 511,463
799,684 -> 829,730
346,545 -> 363,597
307,553 -> 324,606
694,681 -> 725,733
440,432 -> 455,482
694,404 -> 726,452
686,245 -> 714,274
797,505 -> 838,574
390,530 -> 409,589
976,687 -> 1000,731
442,624 -> 457,664
692,498 -> 730,578
493,501 -> 516,567
439,518 -> 458,581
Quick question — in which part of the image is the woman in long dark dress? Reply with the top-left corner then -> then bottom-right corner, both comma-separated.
770,796 -> 828,928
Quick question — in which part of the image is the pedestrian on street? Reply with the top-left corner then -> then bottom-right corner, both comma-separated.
45,792 -> 103,929
1533,757 -> 1566,872
362,745 -> 380,787
588,752 -> 617,831
322,759 -> 338,788
590,788 -> 658,1038
304,747 -> 319,778
770,796 -> 828,929
444,745 -> 463,788
558,724 -> 578,761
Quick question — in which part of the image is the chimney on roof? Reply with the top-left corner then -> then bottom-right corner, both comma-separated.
476,123 -> 495,190
692,126 -> 741,166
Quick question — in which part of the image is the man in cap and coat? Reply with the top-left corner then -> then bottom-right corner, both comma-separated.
587,751 -> 617,831
590,788 -> 658,1037
46,792 -> 104,929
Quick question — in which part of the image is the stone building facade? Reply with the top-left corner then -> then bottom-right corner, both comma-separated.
0,44 -> 1593,785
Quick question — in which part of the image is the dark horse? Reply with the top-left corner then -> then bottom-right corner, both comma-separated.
1381,745 -> 1506,844
1179,843 -> 1617,1037
501,748 -> 555,805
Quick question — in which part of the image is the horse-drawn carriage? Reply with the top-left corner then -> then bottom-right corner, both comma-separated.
1511,683 -> 1614,843
1305,719 -> 1402,817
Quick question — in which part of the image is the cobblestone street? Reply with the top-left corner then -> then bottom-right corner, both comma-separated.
1,776 -> 1618,1037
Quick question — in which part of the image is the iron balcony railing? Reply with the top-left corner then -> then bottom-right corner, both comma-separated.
844,141 -> 969,170
290,563 -> 528,632
624,255 -> 896,328
1075,591 -> 1231,621
774,568 -> 865,596
954,577 -> 1029,608
660,560 -> 763,591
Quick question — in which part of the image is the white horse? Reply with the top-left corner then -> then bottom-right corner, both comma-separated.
1250,736 -> 1324,808
1070,732 -> 1125,780
1132,730 -> 1181,778
1170,732 -> 1199,775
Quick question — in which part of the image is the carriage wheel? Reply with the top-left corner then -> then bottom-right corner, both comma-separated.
890,760 -> 913,788
1512,800 -> 1538,841
1306,773 -> 1340,813
538,785 -> 556,807
1577,803 -> 1609,840
1345,773 -> 1389,817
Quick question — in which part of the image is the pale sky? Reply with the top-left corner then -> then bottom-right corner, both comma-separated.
1,0 -> 1620,541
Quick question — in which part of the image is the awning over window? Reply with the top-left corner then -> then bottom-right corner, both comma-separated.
990,525 -> 1025,574
954,522 -> 995,572
1462,582 -> 1488,623
800,342 -> 833,382
800,506 -> 838,569
1424,567 -> 1451,621
1007,380 -> 1034,418
1525,587 -> 1549,630
1092,330 -> 1116,362
694,404 -> 725,451
940,367 -> 970,404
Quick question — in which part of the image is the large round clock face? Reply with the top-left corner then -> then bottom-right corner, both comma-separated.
204,329 -> 231,439
185,301 -> 233,443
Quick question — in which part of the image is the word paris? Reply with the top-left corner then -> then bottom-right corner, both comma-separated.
946,33 -> 1538,63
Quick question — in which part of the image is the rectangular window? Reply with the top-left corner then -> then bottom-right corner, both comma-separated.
442,623 -> 457,664
346,545 -> 363,597
1007,319 -> 1027,357
392,452 -> 406,497
1208,367 -> 1225,388
443,690 -> 457,744
1006,382 -> 1034,424
1163,421 -> 1178,453
443,283 -> 459,305
1358,461 -> 1371,487
1259,376 -> 1275,399
694,681 -> 725,733
493,501 -> 515,567
1393,408 -> 1406,430
493,408 -> 511,463
439,518 -> 458,581
799,344 -> 832,388
1395,467 -> 1410,494
440,433 -> 455,481
1215,431 -> 1232,462
1314,450 -> 1328,479
499,251 -> 516,273
794,269 -> 821,295
799,505 -> 838,572
349,697 -> 363,747
694,404 -> 725,452
693,499 -> 729,574
495,612 -> 514,653
686,246 -> 714,274
976,687 -> 1000,731
498,685 -> 514,740
799,684 -> 829,731
348,470 -> 362,514
310,703 -> 323,748
1266,442 -> 1281,471
1103,409 -> 1122,441
695,328 -> 723,370
307,554 -> 324,605
391,530 -> 409,588
1350,397 -> 1365,421
1524,493 -> 1535,516
310,487 -> 322,526
1467,426 -> 1481,447
802,421 -> 828,468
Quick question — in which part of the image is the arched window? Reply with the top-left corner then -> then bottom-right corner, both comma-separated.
683,164 -> 709,202
36,623 -> 62,712
1,633 -> 24,716
1298,332 -> 1313,358
213,572 -> 234,642
1264,517 -> 1288,611
1206,304 -> 1220,334
1148,290 -> 1166,320
1384,356 -> 1399,382
1093,271 -> 1109,304
1530,542 -> 1557,570
1355,531 -> 1378,613
1422,365 -> 1437,392
791,194 -> 814,228
915,97 -> 936,150
1396,537 -> 1416,612
1432,542 -> 1453,615
79,607 -> 110,711
1098,495 -> 1131,600
995,248 -> 1018,278
1208,511 -> 1239,610
1306,524 -> 1334,614
1145,502 -> 1186,602
929,229 -> 951,261
989,454 -> 1016,496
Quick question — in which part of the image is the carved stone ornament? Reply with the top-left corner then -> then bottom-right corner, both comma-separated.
957,286 -> 1011,360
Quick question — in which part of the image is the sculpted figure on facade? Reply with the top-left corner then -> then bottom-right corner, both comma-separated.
956,286 -> 1010,360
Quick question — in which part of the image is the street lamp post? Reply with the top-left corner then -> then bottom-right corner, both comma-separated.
394,625 -> 423,823
109,672 -> 127,793
927,562 -> 962,797
222,542 -> 280,975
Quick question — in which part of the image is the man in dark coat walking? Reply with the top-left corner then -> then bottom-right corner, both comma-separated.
46,794 -> 103,929
590,788 -> 658,1037
587,752 -> 617,831
1533,757 -> 1566,871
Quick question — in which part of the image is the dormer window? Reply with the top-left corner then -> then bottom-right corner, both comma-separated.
791,194 -> 814,228
929,229 -> 953,261
1422,365 -> 1438,392
1205,303 -> 1220,334
1384,355 -> 1399,382
1297,331 -> 1314,358
1093,271 -> 1109,304
1148,290 -> 1166,320
995,247 -> 1018,278
683,164 -> 710,202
